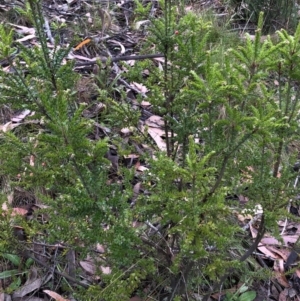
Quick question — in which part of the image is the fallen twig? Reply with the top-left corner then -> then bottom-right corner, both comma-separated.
74,53 -> 165,66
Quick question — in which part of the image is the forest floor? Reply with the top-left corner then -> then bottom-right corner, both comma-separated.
1,0 -> 300,300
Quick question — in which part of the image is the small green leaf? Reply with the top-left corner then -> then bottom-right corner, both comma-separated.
1,254 -> 21,266
25,258 -> 34,268
0,270 -> 21,279
239,291 -> 256,301
225,292 -> 236,301
8,276 -> 21,291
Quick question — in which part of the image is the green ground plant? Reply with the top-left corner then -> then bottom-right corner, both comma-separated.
125,6 -> 300,300
224,283 -> 256,301
0,0 -> 300,300
0,0 -> 139,299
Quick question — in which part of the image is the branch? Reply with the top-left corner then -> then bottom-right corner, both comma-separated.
74,53 -> 165,66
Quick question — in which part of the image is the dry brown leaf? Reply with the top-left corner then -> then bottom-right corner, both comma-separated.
2,202 -> 8,211
0,293 -> 5,301
134,20 -> 151,30
43,290 -> 69,301
96,244 -> 105,253
274,258 -> 285,273
274,259 -> 290,288
295,269 -> 300,278
134,161 -> 140,170
281,234 -> 300,245
271,282 -> 280,300
8,23 -> 35,35
100,266 -> 111,274
261,234 -> 300,246
265,246 -> 290,261
154,57 -> 165,63
17,35 -> 36,42
145,115 -> 164,128
236,213 -> 251,222
2,65 -> 11,73
149,127 -> 165,136
278,220 -> 299,229
11,207 -> 28,216
278,289 -> 289,301
274,271 -> 290,288
80,260 -> 111,276
2,204 -> 28,217
68,52 -> 97,62
249,219 -> 262,238
148,128 -> 167,151
11,109 -> 31,122
143,69 -> 150,76
0,122 -> 20,132
13,278 -> 43,298
124,59 -> 135,66
80,260 -> 96,275
260,237 -> 281,245
130,82 -> 148,94
237,195 -> 248,204
132,182 -> 141,203
136,165 -> 149,172
257,244 -> 280,259
141,101 -> 151,107
121,127 -> 133,136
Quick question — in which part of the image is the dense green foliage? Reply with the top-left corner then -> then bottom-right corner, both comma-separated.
0,0 -> 300,300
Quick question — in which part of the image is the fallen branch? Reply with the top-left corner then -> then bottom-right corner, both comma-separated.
74,53 -> 165,66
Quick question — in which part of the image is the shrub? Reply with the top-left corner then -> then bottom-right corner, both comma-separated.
0,0 -> 300,300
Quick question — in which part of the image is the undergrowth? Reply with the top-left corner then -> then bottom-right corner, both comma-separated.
228,0 -> 298,33
0,0 -> 300,300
